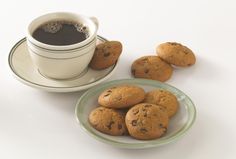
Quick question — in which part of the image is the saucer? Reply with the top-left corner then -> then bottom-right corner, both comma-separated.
8,36 -> 118,92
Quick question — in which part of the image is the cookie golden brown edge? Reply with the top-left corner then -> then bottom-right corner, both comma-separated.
89,107 -> 127,136
156,42 -> 196,67
89,41 -> 122,70
131,56 -> 173,82
144,89 -> 179,118
125,103 -> 169,140
98,85 -> 145,109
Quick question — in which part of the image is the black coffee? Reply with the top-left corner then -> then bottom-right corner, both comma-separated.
32,20 -> 89,45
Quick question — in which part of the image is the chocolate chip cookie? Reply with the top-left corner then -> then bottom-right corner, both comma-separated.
144,89 -> 179,118
125,103 -> 169,140
89,107 -> 127,136
131,56 -> 173,82
89,41 -> 122,70
98,85 -> 145,109
156,42 -> 196,67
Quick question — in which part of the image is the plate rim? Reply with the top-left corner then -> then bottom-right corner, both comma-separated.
8,35 -> 118,92
75,78 -> 197,149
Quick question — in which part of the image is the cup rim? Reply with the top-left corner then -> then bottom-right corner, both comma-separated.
26,12 -> 98,51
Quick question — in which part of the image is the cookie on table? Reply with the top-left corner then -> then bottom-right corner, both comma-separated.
89,107 -> 127,136
125,103 -> 169,140
144,89 -> 179,118
98,85 -> 145,109
156,42 -> 196,67
131,56 -> 173,82
89,41 -> 122,70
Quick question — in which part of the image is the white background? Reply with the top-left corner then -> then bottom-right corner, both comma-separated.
1,0 -> 236,158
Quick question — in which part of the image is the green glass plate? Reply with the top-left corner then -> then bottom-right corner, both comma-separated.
75,79 -> 196,149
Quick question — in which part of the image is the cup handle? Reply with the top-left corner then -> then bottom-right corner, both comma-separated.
89,16 -> 99,29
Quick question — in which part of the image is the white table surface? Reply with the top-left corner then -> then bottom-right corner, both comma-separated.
1,0 -> 236,158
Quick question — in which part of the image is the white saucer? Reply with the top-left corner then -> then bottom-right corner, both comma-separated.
8,36 -> 118,92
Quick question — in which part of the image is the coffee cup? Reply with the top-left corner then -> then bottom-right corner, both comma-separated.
26,12 -> 99,79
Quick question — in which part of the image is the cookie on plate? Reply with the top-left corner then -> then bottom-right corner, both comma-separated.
131,56 -> 173,82
125,103 -> 169,140
98,85 -> 145,109
89,41 -> 122,70
144,89 -> 179,118
89,107 -> 127,136
156,42 -> 196,67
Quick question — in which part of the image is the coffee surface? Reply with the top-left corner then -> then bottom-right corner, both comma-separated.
32,21 -> 89,45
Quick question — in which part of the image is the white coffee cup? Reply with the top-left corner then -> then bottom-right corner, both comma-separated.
26,12 -> 99,79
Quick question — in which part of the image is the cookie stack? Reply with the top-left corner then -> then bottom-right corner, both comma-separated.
89,85 -> 179,140
131,42 -> 196,82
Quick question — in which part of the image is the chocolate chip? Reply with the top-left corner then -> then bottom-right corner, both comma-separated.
104,94 -> 110,97
142,108 -> 147,112
107,121 -> 115,129
182,49 -> 189,55
118,124 -> 122,129
140,128 -> 147,133
144,112 -> 147,117
133,109 -> 139,115
159,123 -> 163,128
104,52 -> 110,57
107,90 -> 112,93
144,69 -> 149,74
131,120 -> 137,126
